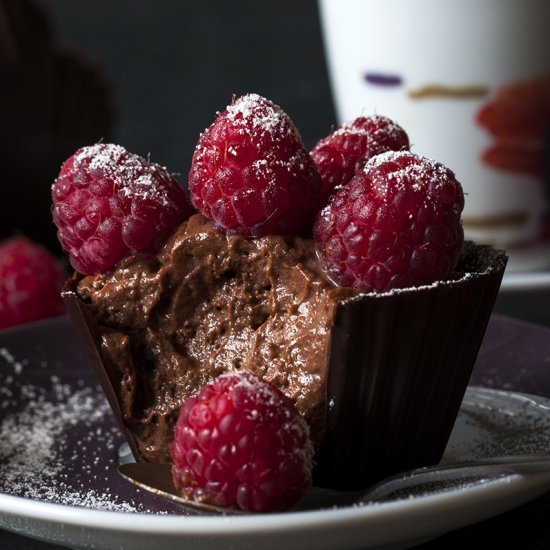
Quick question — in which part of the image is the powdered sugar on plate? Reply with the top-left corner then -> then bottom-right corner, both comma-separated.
0,348 -> 169,513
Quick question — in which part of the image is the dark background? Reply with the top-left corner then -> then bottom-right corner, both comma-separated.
41,0 -> 336,169
1,0 -> 336,256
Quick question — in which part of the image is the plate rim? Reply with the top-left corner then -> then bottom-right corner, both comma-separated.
1,466 -> 549,532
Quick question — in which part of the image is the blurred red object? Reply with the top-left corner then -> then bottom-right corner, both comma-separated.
0,236 -> 66,330
477,74 -> 550,177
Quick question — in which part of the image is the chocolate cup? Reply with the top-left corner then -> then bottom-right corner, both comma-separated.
62,276 -> 146,463
62,241 -> 507,491
314,242 -> 507,490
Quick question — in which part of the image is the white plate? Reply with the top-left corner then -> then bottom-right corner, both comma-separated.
1,386 -> 550,550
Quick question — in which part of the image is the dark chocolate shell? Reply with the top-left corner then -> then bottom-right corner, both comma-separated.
63,241 -> 507,491
314,242 -> 507,489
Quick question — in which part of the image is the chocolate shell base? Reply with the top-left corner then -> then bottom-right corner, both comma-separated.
315,241 -> 507,490
62,216 -> 507,492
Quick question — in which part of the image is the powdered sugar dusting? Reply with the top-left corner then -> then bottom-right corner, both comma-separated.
0,347 -> 24,374
334,114 -> 406,145
57,143 -> 175,207
364,150 -> 457,198
225,93 -> 296,145
228,93 -> 283,133
0,351 -> 162,513
192,94 -> 300,171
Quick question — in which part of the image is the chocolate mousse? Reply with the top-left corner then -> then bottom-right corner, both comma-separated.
63,213 -> 358,462
63,213 -> 507,490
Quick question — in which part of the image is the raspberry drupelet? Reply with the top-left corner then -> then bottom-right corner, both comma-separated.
170,371 -> 314,513
51,143 -> 193,275
314,150 -> 465,292
188,93 -> 321,237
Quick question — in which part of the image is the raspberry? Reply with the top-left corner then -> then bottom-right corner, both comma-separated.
311,115 -> 410,206
52,143 -> 193,275
314,151 -> 464,292
188,93 -> 321,237
0,237 -> 66,330
170,371 -> 314,513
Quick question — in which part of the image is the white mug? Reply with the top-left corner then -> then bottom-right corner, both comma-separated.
319,0 -> 550,271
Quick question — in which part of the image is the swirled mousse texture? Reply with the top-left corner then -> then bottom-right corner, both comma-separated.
72,214 -> 358,462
